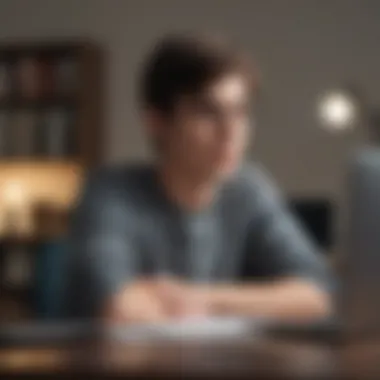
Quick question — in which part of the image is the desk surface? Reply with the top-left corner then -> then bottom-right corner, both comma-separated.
1,334 -> 379,379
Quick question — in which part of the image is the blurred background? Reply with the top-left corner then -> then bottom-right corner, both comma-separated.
0,0 -> 378,322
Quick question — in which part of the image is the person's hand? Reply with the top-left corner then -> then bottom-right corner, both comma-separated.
154,277 -> 209,320
104,279 -> 166,324
104,277 -> 209,324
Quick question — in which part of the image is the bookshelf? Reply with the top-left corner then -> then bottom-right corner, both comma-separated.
0,41 -> 104,321
0,40 -> 103,237
0,41 -> 104,164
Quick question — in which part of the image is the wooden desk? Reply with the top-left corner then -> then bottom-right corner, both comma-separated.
0,335 -> 348,379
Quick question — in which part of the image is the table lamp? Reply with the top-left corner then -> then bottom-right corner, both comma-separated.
1,181 -> 32,236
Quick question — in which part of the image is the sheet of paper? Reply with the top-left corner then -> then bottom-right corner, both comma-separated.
110,317 -> 258,341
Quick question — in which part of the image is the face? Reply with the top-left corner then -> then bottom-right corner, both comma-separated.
150,74 -> 253,182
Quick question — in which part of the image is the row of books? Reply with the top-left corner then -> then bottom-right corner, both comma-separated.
0,239 -> 67,318
0,108 -> 75,157
0,56 -> 78,100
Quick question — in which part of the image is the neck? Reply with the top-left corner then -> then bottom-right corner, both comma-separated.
158,163 -> 218,212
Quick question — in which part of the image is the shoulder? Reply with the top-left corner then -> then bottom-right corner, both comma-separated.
80,162 -> 155,203
223,162 -> 281,203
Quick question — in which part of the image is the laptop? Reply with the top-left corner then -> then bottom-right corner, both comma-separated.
339,148 -> 380,337
269,148 -> 380,342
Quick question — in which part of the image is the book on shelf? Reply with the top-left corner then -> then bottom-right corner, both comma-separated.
15,56 -> 79,100
33,240 -> 67,318
55,57 -> 78,96
0,111 -> 8,156
8,110 -> 38,156
0,62 -> 11,99
38,107 -> 74,158
2,245 -> 34,290
0,55 -> 81,101
38,58 -> 55,98
16,56 -> 41,99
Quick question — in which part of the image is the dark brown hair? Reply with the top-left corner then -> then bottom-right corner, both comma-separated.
139,33 -> 257,114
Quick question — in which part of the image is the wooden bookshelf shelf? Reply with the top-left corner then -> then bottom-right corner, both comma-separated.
0,235 -> 41,246
0,97 -> 77,109
0,40 -> 104,321
0,155 -> 80,162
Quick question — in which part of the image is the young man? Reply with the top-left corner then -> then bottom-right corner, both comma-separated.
64,34 -> 333,322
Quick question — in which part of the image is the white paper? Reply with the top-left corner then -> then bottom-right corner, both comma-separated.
110,317 -> 257,342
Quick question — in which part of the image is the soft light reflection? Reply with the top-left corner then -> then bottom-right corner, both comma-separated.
317,91 -> 359,132
2,181 -> 27,209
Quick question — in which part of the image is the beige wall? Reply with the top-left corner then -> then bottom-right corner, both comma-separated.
0,0 -> 379,199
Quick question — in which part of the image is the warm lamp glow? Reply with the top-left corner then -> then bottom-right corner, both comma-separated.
2,182 -> 27,209
317,90 -> 359,132
0,162 -> 83,236
1,181 -> 30,235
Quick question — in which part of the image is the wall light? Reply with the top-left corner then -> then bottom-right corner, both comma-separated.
317,86 -> 380,143
317,89 -> 360,133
